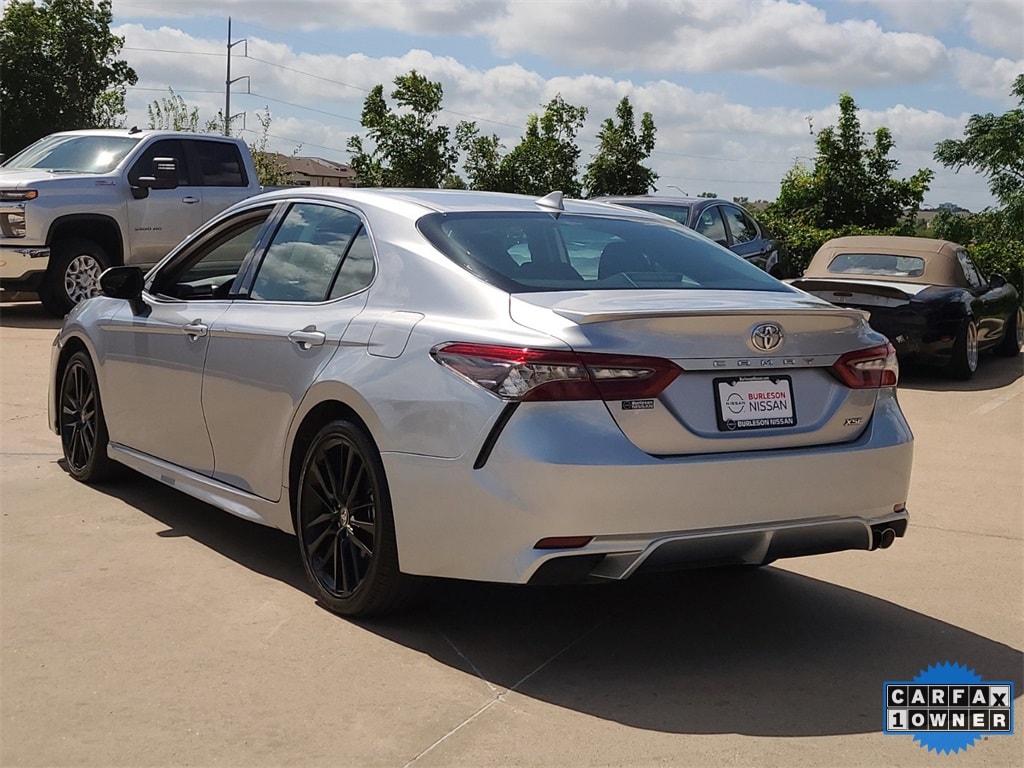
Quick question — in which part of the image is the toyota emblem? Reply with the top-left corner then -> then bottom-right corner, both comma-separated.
750,322 -> 784,352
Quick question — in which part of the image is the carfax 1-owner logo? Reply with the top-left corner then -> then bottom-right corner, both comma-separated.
884,662 -> 1014,754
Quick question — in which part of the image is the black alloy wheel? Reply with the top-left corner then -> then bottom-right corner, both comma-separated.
59,351 -> 116,482
296,419 -> 409,617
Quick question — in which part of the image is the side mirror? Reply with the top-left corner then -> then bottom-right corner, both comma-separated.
100,266 -> 144,300
131,156 -> 179,199
100,266 -> 148,315
990,273 -> 1007,289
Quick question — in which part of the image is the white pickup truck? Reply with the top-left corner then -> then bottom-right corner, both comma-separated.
0,128 -> 263,315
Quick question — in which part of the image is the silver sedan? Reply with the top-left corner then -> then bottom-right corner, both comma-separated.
48,188 -> 913,616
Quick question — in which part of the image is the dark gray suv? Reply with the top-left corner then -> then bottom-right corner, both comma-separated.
596,195 -> 792,277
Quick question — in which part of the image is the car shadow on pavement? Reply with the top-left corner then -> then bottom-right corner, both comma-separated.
899,354 -> 1022,391
97,471 -> 1022,740
0,302 -> 62,330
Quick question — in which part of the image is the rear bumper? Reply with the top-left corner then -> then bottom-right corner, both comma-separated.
383,390 -> 914,583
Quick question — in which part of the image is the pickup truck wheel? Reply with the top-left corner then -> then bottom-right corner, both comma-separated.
39,238 -> 110,316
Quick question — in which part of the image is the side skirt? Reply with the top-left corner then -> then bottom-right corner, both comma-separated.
107,443 -> 294,534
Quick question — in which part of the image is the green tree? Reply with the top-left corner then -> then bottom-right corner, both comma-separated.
770,93 -> 933,230
146,88 -> 218,132
502,95 -> 588,197
0,0 -> 137,155
583,96 -> 657,197
454,121 -> 507,191
248,109 -> 293,187
934,74 -> 1024,230
698,191 -> 717,198
347,70 -> 457,188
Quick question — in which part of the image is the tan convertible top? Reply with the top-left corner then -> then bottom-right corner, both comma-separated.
805,236 -> 968,287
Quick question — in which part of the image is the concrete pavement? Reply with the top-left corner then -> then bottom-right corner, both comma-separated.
1,302 -> 1021,767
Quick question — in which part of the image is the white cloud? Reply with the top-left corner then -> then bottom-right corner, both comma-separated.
113,23 -> 996,209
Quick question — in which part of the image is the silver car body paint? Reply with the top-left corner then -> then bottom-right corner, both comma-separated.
49,188 -> 913,585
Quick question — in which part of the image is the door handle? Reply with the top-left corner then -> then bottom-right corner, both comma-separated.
182,320 -> 208,341
182,196 -> 200,204
288,326 -> 326,350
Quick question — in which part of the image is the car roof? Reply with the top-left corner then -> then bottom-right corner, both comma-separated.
595,195 -> 724,206
243,187 -> 677,221
805,236 -> 967,286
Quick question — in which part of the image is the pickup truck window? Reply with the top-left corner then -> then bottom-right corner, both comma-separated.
128,140 -> 189,186
2,134 -> 139,173
193,141 -> 248,187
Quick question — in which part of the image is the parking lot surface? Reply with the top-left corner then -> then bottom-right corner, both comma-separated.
1,303 -> 1021,767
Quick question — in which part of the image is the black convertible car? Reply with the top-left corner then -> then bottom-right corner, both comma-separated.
791,236 -> 1022,379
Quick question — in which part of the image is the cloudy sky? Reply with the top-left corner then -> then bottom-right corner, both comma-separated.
102,0 -> 1023,210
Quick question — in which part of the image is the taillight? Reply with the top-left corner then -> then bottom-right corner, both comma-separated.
430,343 -> 682,401
831,343 -> 899,388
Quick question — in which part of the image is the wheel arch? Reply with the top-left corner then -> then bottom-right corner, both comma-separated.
47,215 -> 124,266
51,335 -> 93,433
286,391 -> 383,526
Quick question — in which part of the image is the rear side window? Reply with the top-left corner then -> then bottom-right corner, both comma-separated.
251,203 -> 370,303
828,253 -> 925,278
722,205 -> 758,244
615,202 -> 690,226
694,207 -> 727,244
192,141 -> 247,187
418,212 -> 788,293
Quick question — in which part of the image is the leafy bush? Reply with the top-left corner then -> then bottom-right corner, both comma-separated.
970,240 -> 1024,294
759,212 -> 907,276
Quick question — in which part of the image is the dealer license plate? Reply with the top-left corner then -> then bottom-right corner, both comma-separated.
714,376 -> 796,431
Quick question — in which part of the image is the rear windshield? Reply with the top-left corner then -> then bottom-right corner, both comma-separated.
418,212 -> 787,293
828,253 -> 926,278
2,134 -> 140,173
612,201 -> 690,226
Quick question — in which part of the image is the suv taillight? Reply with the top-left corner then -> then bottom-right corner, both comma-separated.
831,343 -> 899,388
430,343 -> 682,401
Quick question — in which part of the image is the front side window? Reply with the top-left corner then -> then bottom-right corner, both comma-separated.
418,212 -> 788,293
250,203 -> 365,302
128,139 -> 189,186
827,253 -> 926,278
957,251 -> 985,289
152,208 -> 272,299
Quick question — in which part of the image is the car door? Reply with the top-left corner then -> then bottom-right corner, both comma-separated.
721,204 -> 772,271
99,206 -> 275,474
125,139 -> 207,267
957,249 -> 1015,345
201,201 -> 376,501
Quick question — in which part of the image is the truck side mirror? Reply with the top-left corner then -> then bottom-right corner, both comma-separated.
131,157 -> 179,199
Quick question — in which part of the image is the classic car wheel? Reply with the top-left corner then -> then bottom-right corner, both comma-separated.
296,419 -> 410,617
995,306 -> 1023,357
59,351 -> 116,482
40,238 -> 111,316
948,319 -> 979,379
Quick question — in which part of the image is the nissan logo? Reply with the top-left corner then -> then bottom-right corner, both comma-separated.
750,322 -> 784,352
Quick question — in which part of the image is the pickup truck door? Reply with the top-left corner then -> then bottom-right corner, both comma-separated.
185,139 -> 256,222
125,138 -> 205,267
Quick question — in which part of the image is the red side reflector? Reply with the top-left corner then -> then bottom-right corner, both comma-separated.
894,502 -> 906,513
534,536 -> 594,550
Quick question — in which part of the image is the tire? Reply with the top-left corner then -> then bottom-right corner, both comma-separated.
295,419 -> 412,617
39,238 -> 110,316
58,350 -> 117,483
995,306 -> 1023,358
947,318 -> 979,380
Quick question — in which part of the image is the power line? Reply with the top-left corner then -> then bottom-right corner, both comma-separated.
248,91 -> 361,123
124,46 -> 222,58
